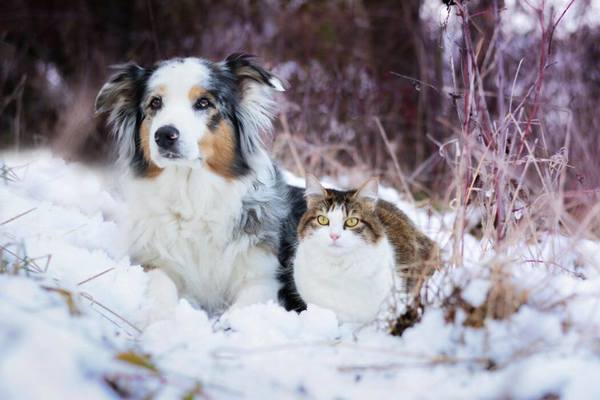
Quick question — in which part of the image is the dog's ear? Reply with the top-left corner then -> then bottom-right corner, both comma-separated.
222,53 -> 285,156
95,63 -> 146,115
224,53 -> 285,92
95,63 -> 148,166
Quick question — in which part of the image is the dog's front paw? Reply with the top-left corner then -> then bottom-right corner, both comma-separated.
136,269 -> 179,329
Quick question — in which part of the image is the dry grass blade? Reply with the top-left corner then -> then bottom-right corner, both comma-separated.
115,351 -> 158,372
77,267 -> 115,286
0,208 -> 37,226
80,291 -> 142,335
374,117 -> 414,203
41,286 -> 81,315
337,354 -> 495,372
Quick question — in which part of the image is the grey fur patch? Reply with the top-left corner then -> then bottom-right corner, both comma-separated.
235,166 -> 290,254
95,63 -> 152,170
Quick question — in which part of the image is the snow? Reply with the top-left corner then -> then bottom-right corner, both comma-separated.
1,150 -> 599,399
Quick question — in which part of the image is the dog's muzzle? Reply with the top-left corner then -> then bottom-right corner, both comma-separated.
155,125 -> 182,159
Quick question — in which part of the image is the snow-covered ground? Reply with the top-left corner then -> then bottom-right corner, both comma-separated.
1,151 -> 599,400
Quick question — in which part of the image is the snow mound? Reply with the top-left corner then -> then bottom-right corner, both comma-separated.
1,150 -> 599,399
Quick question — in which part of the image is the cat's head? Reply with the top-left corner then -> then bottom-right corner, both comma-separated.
297,175 -> 385,253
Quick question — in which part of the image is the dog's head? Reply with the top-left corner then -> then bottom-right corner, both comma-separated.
95,53 -> 284,178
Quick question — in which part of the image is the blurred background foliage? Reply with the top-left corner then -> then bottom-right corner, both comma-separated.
1,0 -> 599,200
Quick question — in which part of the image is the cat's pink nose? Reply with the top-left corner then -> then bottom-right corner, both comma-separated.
330,233 -> 340,241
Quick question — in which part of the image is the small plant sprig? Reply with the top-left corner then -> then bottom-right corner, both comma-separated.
0,241 -> 50,276
0,161 -> 20,184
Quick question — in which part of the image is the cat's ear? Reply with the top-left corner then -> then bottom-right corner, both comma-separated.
353,178 -> 379,209
305,174 -> 326,207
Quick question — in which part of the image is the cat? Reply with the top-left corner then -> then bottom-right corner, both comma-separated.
289,175 -> 439,324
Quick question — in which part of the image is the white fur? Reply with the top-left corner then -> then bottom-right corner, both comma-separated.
136,269 -> 179,328
120,152 -> 281,315
233,77 -> 279,153
147,59 -> 212,167
293,206 -> 395,324
268,77 -> 285,92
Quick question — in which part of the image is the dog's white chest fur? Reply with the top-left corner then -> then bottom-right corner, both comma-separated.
293,239 -> 395,323
121,165 -> 279,314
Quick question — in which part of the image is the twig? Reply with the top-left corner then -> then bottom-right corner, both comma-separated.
373,117 -> 414,203
390,71 -> 441,94
280,113 -> 305,176
547,0 -> 576,52
146,0 -> 161,58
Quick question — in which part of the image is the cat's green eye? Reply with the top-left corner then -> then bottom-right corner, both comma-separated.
317,215 -> 329,225
345,217 -> 359,228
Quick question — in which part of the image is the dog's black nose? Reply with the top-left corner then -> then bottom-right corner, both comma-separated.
155,125 -> 179,149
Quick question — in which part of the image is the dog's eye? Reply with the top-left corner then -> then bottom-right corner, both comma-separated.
193,97 -> 212,111
149,97 -> 162,111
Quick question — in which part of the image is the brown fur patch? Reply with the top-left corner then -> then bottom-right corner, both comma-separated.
187,85 -> 216,103
198,119 -> 236,179
188,85 -> 206,102
297,206 -> 324,240
376,199 -> 440,294
139,118 -> 163,178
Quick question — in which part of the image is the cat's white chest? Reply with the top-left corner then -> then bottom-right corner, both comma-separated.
293,239 -> 395,323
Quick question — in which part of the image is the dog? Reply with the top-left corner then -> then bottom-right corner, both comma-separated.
95,54 -> 305,316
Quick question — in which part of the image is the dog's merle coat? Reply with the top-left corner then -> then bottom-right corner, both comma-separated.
96,54 -> 304,315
